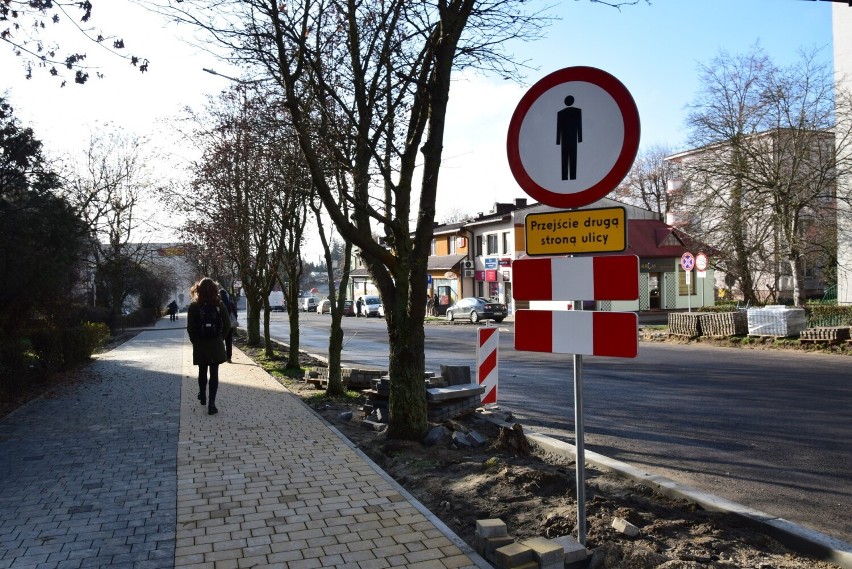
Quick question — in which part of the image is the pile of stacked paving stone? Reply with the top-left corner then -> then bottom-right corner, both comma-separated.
362,365 -> 484,427
668,311 -> 749,338
474,518 -> 590,569
304,367 -> 386,389
667,312 -> 707,337
698,311 -> 748,337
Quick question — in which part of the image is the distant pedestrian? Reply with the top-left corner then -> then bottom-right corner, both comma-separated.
167,300 -> 178,321
426,294 -> 434,317
187,277 -> 230,415
220,289 -> 238,363
356,297 -> 363,317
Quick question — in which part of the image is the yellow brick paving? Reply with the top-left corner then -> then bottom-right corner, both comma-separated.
177,341 -> 484,569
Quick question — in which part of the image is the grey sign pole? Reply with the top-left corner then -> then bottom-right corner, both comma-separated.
573,352 -> 586,545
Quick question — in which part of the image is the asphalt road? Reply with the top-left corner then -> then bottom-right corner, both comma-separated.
263,311 -> 852,544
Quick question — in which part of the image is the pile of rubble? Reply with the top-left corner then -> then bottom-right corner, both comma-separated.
362,365 -> 484,428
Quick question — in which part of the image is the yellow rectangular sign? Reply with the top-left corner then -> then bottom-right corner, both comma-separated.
525,207 -> 627,255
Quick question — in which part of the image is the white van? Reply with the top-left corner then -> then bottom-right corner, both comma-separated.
301,296 -> 319,312
358,295 -> 382,317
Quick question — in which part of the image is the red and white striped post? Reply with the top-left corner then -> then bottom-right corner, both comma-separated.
477,327 -> 499,404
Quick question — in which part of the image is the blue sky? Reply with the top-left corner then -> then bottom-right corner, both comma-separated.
0,0 -> 836,227
438,0 -> 835,216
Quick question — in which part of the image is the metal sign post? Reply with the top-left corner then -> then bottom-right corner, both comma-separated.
681,252 -> 695,313
573,352 -> 586,545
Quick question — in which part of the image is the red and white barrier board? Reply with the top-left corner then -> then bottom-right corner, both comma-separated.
514,310 -> 637,358
477,327 -> 499,404
513,255 -> 639,301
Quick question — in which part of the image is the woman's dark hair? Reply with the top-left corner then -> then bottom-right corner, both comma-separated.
191,277 -> 221,304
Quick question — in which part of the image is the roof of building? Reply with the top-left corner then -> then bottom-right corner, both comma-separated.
623,219 -> 715,258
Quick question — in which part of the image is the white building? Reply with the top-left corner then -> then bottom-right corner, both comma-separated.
835,4 -> 852,305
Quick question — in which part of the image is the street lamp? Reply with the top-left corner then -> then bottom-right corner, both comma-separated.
202,68 -> 274,85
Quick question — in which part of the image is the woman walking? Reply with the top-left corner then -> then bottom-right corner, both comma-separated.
187,277 -> 230,415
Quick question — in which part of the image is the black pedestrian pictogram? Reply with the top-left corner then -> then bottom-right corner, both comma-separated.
556,95 -> 583,180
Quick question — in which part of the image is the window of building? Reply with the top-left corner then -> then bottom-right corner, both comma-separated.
477,281 -> 484,297
430,239 -> 436,255
487,234 -> 498,255
502,231 -> 511,254
449,236 -> 456,254
475,235 -> 483,256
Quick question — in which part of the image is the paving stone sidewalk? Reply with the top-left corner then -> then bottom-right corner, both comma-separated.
1,320 -> 486,569
0,327 -> 183,569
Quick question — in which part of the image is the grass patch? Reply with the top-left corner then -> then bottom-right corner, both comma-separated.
305,390 -> 362,406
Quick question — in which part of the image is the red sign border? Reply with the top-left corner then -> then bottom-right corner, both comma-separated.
507,66 -> 641,209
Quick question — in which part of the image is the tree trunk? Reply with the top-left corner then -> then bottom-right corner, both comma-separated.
788,255 -> 804,307
386,306 -> 427,440
286,301 -> 300,368
325,321 -> 345,397
245,296 -> 262,346
263,297 -> 274,358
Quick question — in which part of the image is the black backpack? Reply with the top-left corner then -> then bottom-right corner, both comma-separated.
197,303 -> 222,339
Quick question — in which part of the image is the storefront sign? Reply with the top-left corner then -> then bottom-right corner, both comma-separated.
485,270 -> 498,282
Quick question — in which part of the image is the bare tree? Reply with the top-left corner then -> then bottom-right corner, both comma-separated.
613,145 -> 676,220
681,47 -> 852,306
1,1 -> 148,84
181,85 -> 308,356
61,127 -> 156,318
310,174 -> 353,398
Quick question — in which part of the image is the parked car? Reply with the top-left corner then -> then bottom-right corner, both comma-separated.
343,299 -> 355,317
357,295 -> 382,317
300,296 -> 319,312
445,297 -> 507,323
317,298 -> 332,314
270,303 -> 286,312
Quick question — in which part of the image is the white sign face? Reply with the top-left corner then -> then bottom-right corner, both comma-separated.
517,82 -> 624,192
507,66 -> 640,209
696,252 -> 708,271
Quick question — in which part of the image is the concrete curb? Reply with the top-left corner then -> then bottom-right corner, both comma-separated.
486,420 -> 852,569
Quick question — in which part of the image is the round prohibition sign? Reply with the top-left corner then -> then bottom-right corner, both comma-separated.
695,252 -> 708,271
507,66 -> 641,208
681,252 -> 695,272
